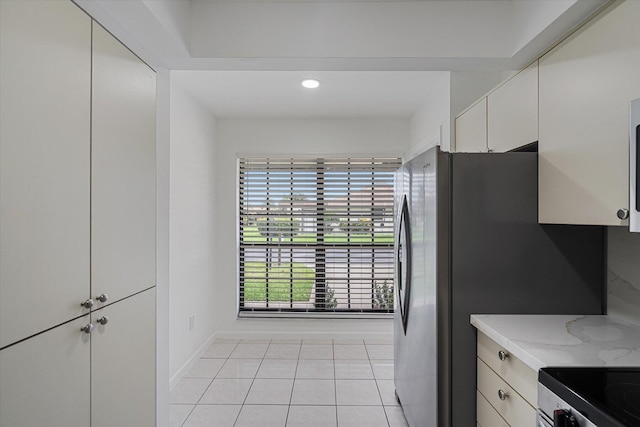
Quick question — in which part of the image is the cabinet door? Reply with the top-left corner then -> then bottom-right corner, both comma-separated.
488,62 -> 538,152
91,288 -> 156,427
455,98 -> 487,152
0,316 -> 91,427
91,23 -> 157,305
539,0 -> 640,225
0,0 -> 91,348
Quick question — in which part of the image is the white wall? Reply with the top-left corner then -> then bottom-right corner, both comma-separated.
608,227 -> 640,326
190,2 -> 512,59
156,68 -> 170,427
169,81 -> 218,381
213,118 -> 409,336
409,73 -> 450,157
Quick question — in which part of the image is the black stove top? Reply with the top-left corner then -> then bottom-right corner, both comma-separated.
540,367 -> 640,427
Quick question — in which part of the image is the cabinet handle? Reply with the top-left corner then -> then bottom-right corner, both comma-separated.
498,389 -> 509,400
97,316 -> 109,326
81,323 -> 94,334
96,293 -> 108,303
617,208 -> 630,220
498,350 -> 509,361
80,299 -> 94,309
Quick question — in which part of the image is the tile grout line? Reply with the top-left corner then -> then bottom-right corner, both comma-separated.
366,342 -> 392,427
232,339 -> 271,427
174,337 -> 400,427
283,342 -> 302,426
181,340 -> 241,427
333,339 -> 339,426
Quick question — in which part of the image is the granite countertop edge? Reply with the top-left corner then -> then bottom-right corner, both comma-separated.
471,314 -> 548,371
470,314 -> 640,371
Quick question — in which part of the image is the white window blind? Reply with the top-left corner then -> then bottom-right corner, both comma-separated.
238,157 -> 401,314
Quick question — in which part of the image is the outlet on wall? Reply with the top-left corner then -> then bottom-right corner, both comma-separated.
189,314 -> 195,331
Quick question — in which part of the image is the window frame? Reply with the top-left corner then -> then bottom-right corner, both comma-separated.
236,155 -> 402,318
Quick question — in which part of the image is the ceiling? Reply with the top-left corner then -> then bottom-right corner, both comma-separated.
171,70 -> 448,118
75,0 -> 609,118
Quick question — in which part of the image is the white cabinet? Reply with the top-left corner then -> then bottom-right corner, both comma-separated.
0,316 -> 91,427
488,62 -> 538,153
0,2 -> 156,426
455,63 -> 538,154
0,0 -> 92,349
92,23 -> 157,306
455,98 -> 488,152
0,289 -> 155,427
91,289 -> 156,427
477,390 -> 509,427
476,332 -> 537,427
539,0 -> 640,225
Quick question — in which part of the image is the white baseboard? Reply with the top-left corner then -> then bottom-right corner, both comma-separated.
169,332 -> 217,390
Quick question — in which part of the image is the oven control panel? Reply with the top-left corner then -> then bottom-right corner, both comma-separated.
538,384 -> 596,427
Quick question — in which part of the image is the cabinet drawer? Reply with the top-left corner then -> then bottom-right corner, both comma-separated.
477,332 -> 537,406
477,358 -> 536,427
477,389 -> 509,427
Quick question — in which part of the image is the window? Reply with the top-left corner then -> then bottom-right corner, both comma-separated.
238,157 -> 401,314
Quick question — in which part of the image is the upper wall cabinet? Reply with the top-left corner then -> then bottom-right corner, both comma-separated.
0,0 -> 92,348
539,0 -> 640,225
487,62 -> 538,153
455,62 -> 538,154
455,98 -> 488,153
91,24 -> 157,306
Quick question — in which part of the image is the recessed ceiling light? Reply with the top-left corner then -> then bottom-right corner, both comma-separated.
301,78 -> 321,89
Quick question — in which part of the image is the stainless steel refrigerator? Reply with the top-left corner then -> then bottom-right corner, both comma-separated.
393,147 -> 605,427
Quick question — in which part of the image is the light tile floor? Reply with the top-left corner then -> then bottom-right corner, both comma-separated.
170,337 -> 408,427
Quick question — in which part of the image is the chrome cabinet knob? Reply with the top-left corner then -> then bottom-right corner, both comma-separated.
96,293 -> 108,303
617,208 -> 630,220
498,350 -> 509,361
96,316 -> 109,326
81,323 -> 94,334
498,389 -> 509,400
80,299 -> 94,309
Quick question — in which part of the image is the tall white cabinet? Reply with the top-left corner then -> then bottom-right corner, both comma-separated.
0,2 -> 157,426
0,0 -> 92,350
92,23 -> 157,306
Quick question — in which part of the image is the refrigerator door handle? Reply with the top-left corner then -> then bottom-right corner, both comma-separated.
396,194 -> 412,334
630,98 -> 640,232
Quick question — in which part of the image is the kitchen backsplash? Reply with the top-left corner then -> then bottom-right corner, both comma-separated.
608,226 -> 640,325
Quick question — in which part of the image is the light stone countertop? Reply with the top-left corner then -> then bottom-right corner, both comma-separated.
470,314 -> 640,371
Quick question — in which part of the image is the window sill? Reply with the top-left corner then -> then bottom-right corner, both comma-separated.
237,311 -> 393,320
